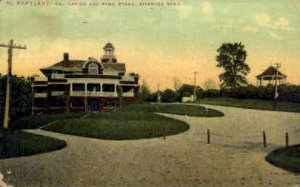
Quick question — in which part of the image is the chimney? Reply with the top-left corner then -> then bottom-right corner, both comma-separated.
63,53 -> 69,67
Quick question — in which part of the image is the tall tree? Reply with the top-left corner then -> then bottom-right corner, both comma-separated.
203,78 -> 218,90
173,76 -> 182,92
216,42 -> 250,89
0,75 -> 32,128
138,79 -> 151,101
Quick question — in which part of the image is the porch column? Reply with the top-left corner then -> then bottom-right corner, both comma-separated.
85,83 -> 88,112
70,83 -> 73,96
114,84 -> 117,97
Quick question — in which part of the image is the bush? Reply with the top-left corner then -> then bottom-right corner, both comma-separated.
161,89 -> 180,102
203,89 -> 220,97
203,84 -> 300,104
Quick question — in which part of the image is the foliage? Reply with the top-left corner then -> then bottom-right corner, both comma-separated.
202,89 -> 220,97
177,84 -> 203,99
198,97 -> 300,113
0,130 -> 66,159
173,76 -> 182,91
203,78 -> 218,90
207,84 -> 300,104
138,80 -> 152,101
161,89 -> 180,102
0,75 -> 32,128
216,42 -> 250,89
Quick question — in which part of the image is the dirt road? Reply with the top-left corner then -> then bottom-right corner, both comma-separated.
1,105 -> 299,186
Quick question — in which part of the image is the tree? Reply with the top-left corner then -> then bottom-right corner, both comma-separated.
0,75 -> 32,128
177,84 -> 203,99
173,76 -> 182,92
216,42 -> 250,89
161,89 -> 179,102
138,80 -> 151,101
203,78 -> 218,90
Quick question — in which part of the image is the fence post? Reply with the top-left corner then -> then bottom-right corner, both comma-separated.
263,131 -> 267,148
151,126 -> 154,137
163,127 -> 166,140
207,129 -> 210,144
285,132 -> 289,148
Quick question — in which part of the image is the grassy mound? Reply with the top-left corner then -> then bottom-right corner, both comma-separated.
0,130 -> 66,159
43,113 -> 189,140
43,103 -> 223,140
265,144 -> 300,174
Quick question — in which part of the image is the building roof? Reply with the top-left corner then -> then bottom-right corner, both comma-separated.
256,66 -> 286,78
41,59 -> 125,73
103,42 -> 115,49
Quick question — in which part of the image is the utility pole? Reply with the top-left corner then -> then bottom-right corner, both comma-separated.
193,71 -> 197,102
273,62 -> 281,100
157,83 -> 161,103
0,39 -> 26,129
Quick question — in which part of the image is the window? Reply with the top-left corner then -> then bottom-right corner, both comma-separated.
87,84 -> 101,92
104,101 -> 116,108
34,86 -> 47,93
72,83 -> 85,91
51,99 -> 65,107
122,86 -> 133,93
34,102 -> 47,109
71,99 -> 84,108
52,85 -> 65,91
102,84 -> 115,92
88,62 -> 98,75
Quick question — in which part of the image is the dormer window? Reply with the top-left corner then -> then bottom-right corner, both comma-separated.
88,62 -> 98,75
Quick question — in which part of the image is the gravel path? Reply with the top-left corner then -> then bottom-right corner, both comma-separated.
0,105 -> 300,187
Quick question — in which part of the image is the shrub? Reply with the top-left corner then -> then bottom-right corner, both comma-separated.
161,89 -> 180,102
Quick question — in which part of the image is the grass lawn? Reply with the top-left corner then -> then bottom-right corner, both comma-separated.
43,103 -> 223,140
10,113 -> 85,130
266,144 -> 300,174
123,103 -> 224,117
198,97 -> 300,113
0,130 -> 66,159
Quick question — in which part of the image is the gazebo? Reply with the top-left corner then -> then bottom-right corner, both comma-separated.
256,66 -> 287,86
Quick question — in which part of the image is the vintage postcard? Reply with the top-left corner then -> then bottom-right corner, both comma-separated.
0,0 -> 300,186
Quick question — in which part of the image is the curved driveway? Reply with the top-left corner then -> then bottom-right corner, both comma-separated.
0,104 -> 300,186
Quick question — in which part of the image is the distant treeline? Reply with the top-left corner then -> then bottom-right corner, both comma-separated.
141,84 -> 300,104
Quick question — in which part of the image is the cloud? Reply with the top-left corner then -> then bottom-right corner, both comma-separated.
266,30 -> 283,40
220,19 -> 235,31
176,4 -> 192,19
255,13 -> 271,27
243,26 -> 258,32
200,1 -> 214,22
254,13 -> 295,31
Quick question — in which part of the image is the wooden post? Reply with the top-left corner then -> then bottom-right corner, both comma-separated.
150,126 -> 154,137
163,126 -> 166,140
207,129 -> 210,144
285,132 -> 289,148
263,131 -> 267,148
0,40 -> 26,129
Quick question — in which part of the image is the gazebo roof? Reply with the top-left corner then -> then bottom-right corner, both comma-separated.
256,66 -> 286,78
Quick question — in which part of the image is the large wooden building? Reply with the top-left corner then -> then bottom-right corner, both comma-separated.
32,43 -> 139,114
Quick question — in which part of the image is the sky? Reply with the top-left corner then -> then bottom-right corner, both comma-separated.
0,0 -> 299,91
